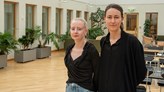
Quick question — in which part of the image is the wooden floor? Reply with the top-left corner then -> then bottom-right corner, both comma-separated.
0,50 -> 162,92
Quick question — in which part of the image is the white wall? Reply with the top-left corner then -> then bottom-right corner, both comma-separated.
121,4 -> 164,40
1,0 -> 164,59
0,0 -> 4,33
97,4 -> 164,41
2,0 -> 92,59
76,0 -> 164,5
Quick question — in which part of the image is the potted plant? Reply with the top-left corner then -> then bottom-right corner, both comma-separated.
144,19 -> 151,37
58,30 -> 73,49
88,7 -> 105,39
87,8 -> 105,52
14,27 -> 39,62
58,8 -> 105,51
143,19 -> 154,45
35,26 -> 59,58
0,32 -> 18,68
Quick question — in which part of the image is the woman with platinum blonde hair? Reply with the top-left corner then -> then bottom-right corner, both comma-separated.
64,18 -> 99,92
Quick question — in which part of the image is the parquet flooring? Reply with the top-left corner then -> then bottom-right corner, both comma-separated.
0,50 -> 162,92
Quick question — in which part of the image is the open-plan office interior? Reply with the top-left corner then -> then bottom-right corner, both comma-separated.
0,0 -> 164,92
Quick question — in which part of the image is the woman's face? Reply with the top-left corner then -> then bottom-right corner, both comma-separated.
70,20 -> 87,41
104,8 -> 123,32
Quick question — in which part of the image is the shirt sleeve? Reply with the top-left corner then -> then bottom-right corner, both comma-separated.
131,37 -> 147,85
90,45 -> 100,91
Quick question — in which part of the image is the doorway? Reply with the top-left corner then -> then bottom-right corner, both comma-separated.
124,13 -> 139,37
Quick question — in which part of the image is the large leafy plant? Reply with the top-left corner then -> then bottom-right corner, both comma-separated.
88,27 -> 104,39
144,19 -> 151,37
0,32 -> 18,55
90,8 -> 105,28
18,27 -> 39,50
58,30 -> 71,42
34,26 -> 59,50
88,7 -> 105,39
37,32 -> 59,50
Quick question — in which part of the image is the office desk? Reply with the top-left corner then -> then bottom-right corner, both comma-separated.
144,48 -> 161,55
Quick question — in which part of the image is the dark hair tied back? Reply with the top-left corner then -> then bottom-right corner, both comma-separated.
105,3 -> 124,30
105,3 -> 123,18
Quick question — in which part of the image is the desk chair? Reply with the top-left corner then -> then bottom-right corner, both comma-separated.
140,71 -> 152,92
147,46 -> 163,50
145,55 -> 154,73
145,55 -> 154,66
141,55 -> 154,92
157,74 -> 164,92
159,58 -> 164,72
158,59 -> 164,92
144,55 -> 154,61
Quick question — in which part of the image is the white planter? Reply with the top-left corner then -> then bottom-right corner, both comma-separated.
0,54 -> 7,68
14,49 -> 36,63
36,46 -> 51,59
88,39 -> 101,52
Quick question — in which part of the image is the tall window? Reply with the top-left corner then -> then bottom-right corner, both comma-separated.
76,11 -> 81,18
123,13 -> 138,36
26,5 -> 35,29
146,13 -> 158,35
56,8 -> 62,35
84,11 -> 89,22
4,2 -> 16,36
126,14 -> 137,30
67,10 -> 72,32
42,7 -> 49,35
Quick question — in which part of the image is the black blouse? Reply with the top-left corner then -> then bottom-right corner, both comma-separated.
64,42 -> 99,91
98,30 -> 147,92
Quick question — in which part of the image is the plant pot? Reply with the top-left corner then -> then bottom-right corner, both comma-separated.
14,49 -> 36,63
64,39 -> 74,49
36,46 -> 51,59
88,39 -> 101,52
0,54 -> 7,68
143,36 -> 153,45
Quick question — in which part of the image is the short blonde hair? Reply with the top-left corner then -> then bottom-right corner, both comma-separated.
71,18 -> 88,29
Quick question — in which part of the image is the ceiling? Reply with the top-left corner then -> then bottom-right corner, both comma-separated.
74,0 -> 164,5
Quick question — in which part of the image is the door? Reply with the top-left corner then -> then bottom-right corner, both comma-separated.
124,13 -> 139,37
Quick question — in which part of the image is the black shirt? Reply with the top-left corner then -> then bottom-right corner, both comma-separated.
64,42 -> 99,91
98,30 -> 147,92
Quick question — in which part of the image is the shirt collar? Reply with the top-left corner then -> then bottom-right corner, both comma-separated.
104,30 -> 127,45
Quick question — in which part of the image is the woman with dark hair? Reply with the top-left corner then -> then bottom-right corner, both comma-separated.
98,4 -> 147,92
64,18 -> 99,92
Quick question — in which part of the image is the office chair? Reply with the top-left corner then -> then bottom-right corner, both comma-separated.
158,74 -> 164,92
145,55 -> 154,73
144,55 -> 154,66
141,55 -> 154,92
159,58 -> 164,68
147,46 -> 163,50
140,70 -> 152,92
